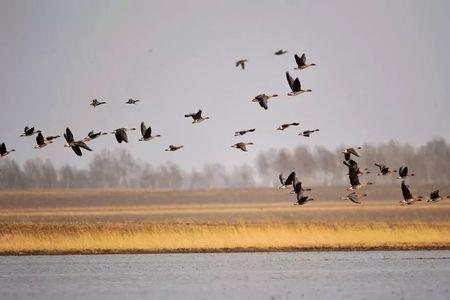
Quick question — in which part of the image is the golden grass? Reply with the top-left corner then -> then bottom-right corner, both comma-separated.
1,221 -> 449,255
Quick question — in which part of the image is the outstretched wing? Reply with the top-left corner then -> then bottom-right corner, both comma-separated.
294,54 -> 304,67
71,146 -> 82,156
285,171 -> 296,185
65,128 -> 74,143
286,72 -> 294,90
278,174 -> 285,185
36,132 -> 45,145
401,181 -> 412,200
259,99 -> 268,110
140,122 -> 147,137
430,190 -> 439,199
76,141 -> 92,151
348,148 -> 360,157
0,143 -> 6,154
116,129 -> 128,143
292,78 -> 301,92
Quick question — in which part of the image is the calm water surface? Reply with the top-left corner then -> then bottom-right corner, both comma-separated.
0,251 -> 449,300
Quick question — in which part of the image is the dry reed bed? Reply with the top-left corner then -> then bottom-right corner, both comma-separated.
1,221 -> 449,255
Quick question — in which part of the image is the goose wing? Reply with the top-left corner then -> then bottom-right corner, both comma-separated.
71,146 -> 82,156
294,54 -> 305,67
348,148 -> 360,157
259,99 -> 268,110
349,170 -> 360,186
0,143 -> 6,154
430,190 -> 440,199
140,122 -> 147,137
279,174 -> 285,185
399,166 -> 405,177
401,180 -> 413,200
237,143 -> 247,151
115,129 -> 128,143
292,78 -> 301,92
65,128 -> 74,143
36,132 -> 45,146
286,72 -> 294,90
75,141 -> 92,151
285,171 -> 297,186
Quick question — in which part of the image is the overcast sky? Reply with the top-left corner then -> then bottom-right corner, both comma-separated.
0,0 -> 449,170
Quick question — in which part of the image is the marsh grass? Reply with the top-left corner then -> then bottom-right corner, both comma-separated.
1,221 -> 449,255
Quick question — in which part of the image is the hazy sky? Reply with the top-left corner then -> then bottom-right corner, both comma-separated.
1,0 -> 449,170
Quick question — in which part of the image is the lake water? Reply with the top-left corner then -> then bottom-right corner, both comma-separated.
0,251 -> 449,300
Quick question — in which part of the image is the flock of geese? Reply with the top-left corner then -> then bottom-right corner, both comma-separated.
1,49 -> 449,205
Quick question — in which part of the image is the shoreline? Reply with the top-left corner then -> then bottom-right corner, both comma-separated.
1,245 -> 450,256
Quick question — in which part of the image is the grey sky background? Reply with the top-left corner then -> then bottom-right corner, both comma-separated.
0,0 -> 449,171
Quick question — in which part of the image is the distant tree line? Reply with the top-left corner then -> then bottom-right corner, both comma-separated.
0,138 -> 449,189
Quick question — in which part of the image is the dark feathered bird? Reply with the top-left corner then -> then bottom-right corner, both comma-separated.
90,99 -> 106,107
400,180 -> 422,205
165,145 -> 184,152
63,128 -> 93,157
278,171 -> 297,189
344,160 -> 373,191
294,53 -> 316,70
83,131 -> 108,142
342,192 -> 367,204
252,94 -> 278,110
231,142 -> 253,152
139,122 -> 161,141
126,99 -> 140,105
286,72 -> 312,96
235,59 -> 248,70
184,110 -> 210,123
299,129 -> 320,137
234,128 -> 256,136
0,142 -> 15,157
277,123 -> 300,131
20,126 -> 40,137
274,50 -> 288,55
374,163 -> 396,176
397,166 -> 415,179
111,128 -> 136,143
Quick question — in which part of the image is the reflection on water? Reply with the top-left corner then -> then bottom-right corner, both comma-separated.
0,251 -> 449,300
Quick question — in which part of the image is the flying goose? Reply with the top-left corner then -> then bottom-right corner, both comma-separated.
400,180 -> 422,205
126,98 -> 140,105
34,132 -> 59,149
0,143 -> 15,157
277,123 -> 300,131
90,99 -> 106,107
374,163 -> 396,176
235,59 -> 247,70
184,110 -> 210,124
165,145 -> 184,152
278,171 -> 297,189
299,129 -> 319,137
139,122 -> 161,141
294,53 -> 316,70
286,72 -> 312,96
83,131 -> 108,142
342,147 -> 362,161
293,181 -> 314,205
20,126 -> 40,137
231,142 -> 254,152
252,94 -> 278,110
344,160 -> 373,191
342,192 -> 367,204
111,127 -> 136,143
63,127 -> 92,157
397,166 -> 415,179
427,190 -> 450,203
274,50 -> 288,55
234,128 -> 256,136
